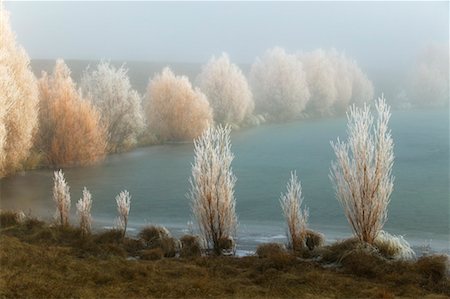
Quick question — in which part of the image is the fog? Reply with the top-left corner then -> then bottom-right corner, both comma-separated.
5,1 -> 448,69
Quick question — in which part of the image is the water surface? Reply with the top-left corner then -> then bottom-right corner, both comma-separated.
1,109 -> 448,253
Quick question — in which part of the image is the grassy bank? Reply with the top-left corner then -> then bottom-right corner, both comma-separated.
0,212 -> 449,298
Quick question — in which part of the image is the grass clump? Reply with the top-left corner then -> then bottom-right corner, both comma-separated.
179,235 -> 202,258
0,210 -> 25,227
138,225 -> 179,257
304,229 -> 325,250
373,230 -> 415,260
256,243 -> 286,258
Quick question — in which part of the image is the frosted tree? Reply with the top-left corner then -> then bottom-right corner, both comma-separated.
115,190 -> 131,238
0,8 -> 39,177
37,60 -> 107,167
330,95 -> 394,244
280,171 -> 309,251
409,43 -> 449,108
188,125 -> 237,255
81,61 -> 145,153
53,170 -> 71,226
145,67 -> 213,142
197,53 -> 254,125
76,187 -> 93,235
299,49 -> 373,116
300,49 -> 338,116
249,47 -> 310,120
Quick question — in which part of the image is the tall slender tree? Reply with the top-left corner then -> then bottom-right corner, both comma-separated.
0,8 -> 39,177
189,125 -> 237,255
330,95 -> 394,244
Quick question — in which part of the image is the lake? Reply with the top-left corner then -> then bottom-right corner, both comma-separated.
1,108 -> 448,254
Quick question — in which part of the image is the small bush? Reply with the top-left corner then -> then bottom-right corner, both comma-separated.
321,238 -> 360,263
179,235 -> 202,258
374,231 -> 415,260
256,243 -> 286,258
218,237 -> 235,255
417,255 -> 449,284
140,248 -> 164,260
304,229 -> 325,250
160,237 -> 179,258
138,226 -> 170,246
339,246 -> 385,278
0,211 -> 22,227
138,225 -> 178,257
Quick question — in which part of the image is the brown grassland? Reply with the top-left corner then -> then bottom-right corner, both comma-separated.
0,211 -> 449,299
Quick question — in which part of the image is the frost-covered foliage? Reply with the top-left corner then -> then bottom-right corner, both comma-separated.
0,8 -> 39,177
145,67 -> 213,142
280,171 -> 309,251
374,230 -> 415,260
115,190 -> 131,237
189,125 -> 237,255
53,170 -> 71,226
409,43 -> 449,108
81,62 -> 145,153
76,187 -> 92,235
330,96 -> 394,244
299,49 -> 374,116
250,47 -> 310,120
37,60 -> 107,167
197,53 -> 254,125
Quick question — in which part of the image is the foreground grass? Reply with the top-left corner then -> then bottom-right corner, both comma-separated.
0,215 -> 449,298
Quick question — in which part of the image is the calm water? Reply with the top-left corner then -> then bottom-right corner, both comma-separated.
1,109 -> 449,253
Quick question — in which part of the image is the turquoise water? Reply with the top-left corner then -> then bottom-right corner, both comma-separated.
1,109 -> 449,253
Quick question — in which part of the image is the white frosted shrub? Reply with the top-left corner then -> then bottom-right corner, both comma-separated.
81,61 -> 145,153
300,49 -> 338,116
299,49 -> 373,116
250,47 -> 310,120
189,125 -> 237,255
53,170 -> 71,226
330,96 -> 394,244
374,230 -> 416,260
409,43 -> 449,108
145,67 -> 213,142
76,187 -> 92,235
197,53 -> 254,125
0,9 -> 39,177
115,190 -> 131,237
280,171 -> 309,251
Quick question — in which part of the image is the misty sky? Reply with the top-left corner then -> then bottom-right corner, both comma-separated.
4,1 -> 449,68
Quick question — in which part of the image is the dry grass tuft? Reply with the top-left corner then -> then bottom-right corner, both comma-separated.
374,230 -> 415,260
0,210 -> 22,227
304,229 -> 325,250
138,225 -> 179,257
180,235 -> 203,258
256,243 -> 286,258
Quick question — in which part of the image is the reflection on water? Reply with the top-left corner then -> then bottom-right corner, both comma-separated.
1,109 -> 449,252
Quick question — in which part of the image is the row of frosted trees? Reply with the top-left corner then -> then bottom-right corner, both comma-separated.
0,8 -> 374,177
2,7 -> 447,178
51,96 -> 414,259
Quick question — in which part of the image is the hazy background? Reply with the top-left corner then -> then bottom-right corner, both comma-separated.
5,1 -> 449,69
